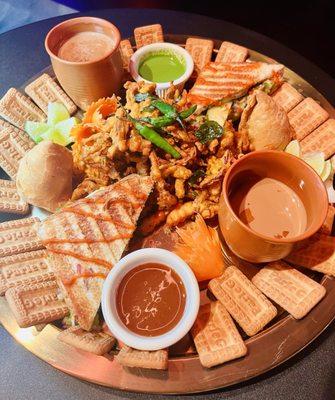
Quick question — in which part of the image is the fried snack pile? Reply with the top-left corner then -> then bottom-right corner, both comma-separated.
71,79 -> 281,231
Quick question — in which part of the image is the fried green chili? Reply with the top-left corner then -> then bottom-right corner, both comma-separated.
129,116 -> 181,159
179,105 -> 197,120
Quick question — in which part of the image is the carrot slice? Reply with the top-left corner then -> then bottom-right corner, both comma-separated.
174,214 -> 226,282
83,97 -> 118,123
70,125 -> 94,141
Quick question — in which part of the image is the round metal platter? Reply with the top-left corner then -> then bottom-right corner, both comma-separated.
0,33 -> 334,394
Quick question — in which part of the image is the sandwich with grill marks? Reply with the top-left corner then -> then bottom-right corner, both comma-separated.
38,174 -> 154,331
188,62 -> 284,106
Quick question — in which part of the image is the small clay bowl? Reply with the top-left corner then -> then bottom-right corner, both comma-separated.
219,150 -> 328,263
45,17 -> 123,110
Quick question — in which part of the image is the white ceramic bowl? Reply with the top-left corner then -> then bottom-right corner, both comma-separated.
129,42 -> 194,97
101,248 -> 200,351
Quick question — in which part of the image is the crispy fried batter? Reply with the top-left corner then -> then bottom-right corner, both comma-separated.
167,202 -> 196,226
72,80 -> 245,224
139,210 -> 168,236
175,179 -> 186,199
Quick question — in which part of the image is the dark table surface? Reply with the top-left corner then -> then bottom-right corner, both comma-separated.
0,8 -> 335,400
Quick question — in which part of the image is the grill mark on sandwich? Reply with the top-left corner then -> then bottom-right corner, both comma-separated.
49,248 -> 113,270
63,208 -> 136,230
189,61 -> 284,105
42,233 -> 132,245
63,271 -> 107,286
206,62 -> 260,71
104,182 -> 149,203
66,210 -> 116,268
45,183 -> 146,268
37,175 -> 154,331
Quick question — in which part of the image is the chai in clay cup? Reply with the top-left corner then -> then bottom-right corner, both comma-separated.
219,150 -> 328,263
45,17 -> 123,110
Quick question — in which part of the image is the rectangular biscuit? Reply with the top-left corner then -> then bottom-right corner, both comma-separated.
0,118 -> 24,136
272,82 -> 304,112
5,278 -> 68,328
191,301 -> 247,368
215,41 -> 248,63
252,261 -> 326,319
285,233 -> 335,276
288,97 -> 329,141
300,119 -> 335,159
116,345 -> 168,370
0,179 -> 29,214
0,250 -> 53,295
119,40 -> 134,71
185,37 -> 214,72
0,88 -> 45,129
209,266 -> 277,336
134,24 -> 164,48
0,125 -> 35,179
0,217 -> 44,257
25,74 -> 77,115
58,326 -> 116,355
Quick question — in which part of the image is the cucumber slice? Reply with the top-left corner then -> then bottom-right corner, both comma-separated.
207,103 -> 232,127
24,121 -> 49,143
285,139 -> 301,158
41,127 -> 72,146
320,160 -> 332,182
55,117 -> 78,136
302,152 -> 325,176
47,103 -> 70,125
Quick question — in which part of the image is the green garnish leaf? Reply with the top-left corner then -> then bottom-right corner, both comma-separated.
195,120 -> 224,144
188,169 -> 206,186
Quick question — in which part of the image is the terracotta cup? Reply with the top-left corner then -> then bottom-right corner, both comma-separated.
219,150 -> 328,263
45,17 -> 123,110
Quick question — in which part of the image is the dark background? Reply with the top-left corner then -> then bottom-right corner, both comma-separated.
56,0 -> 334,78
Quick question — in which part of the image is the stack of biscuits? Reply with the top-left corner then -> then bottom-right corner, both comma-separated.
0,73 -> 78,332
0,23 -> 334,372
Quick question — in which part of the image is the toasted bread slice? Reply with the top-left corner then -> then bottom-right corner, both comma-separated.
38,174 -> 154,330
188,62 -> 284,105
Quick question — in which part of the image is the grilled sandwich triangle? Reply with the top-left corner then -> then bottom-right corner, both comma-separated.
188,61 -> 284,105
38,174 -> 154,331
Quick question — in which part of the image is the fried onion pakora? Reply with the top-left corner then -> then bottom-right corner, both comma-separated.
71,80 -> 245,230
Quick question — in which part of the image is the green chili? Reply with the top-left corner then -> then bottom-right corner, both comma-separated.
179,105 -> 197,120
151,99 -> 178,119
142,116 -> 176,128
142,105 -> 156,112
129,116 -> 181,159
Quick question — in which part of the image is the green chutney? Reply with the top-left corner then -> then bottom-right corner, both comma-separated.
138,52 -> 186,83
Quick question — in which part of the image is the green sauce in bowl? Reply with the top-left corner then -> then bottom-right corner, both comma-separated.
138,51 -> 186,83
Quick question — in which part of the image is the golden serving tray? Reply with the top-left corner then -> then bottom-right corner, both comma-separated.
0,33 -> 334,394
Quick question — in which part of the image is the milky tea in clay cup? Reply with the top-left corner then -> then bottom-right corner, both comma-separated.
219,150 -> 328,263
45,17 -> 123,110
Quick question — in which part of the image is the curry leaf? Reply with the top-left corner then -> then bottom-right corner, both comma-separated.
195,121 -> 224,144
188,169 -> 206,186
